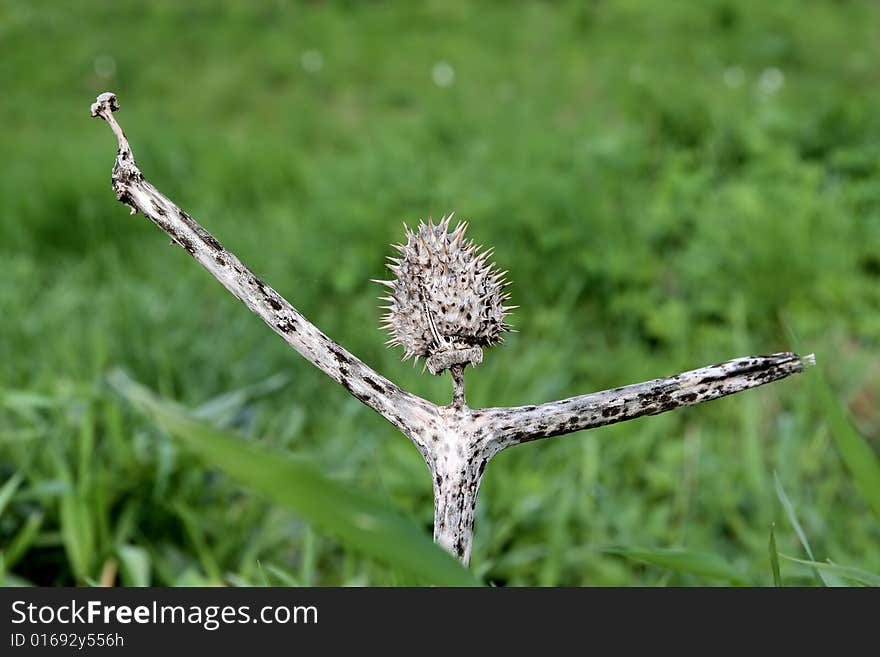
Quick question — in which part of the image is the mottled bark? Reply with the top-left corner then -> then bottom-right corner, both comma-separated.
449,364 -> 467,411
480,352 -> 814,450
91,92 -> 814,566
89,93 -> 438,455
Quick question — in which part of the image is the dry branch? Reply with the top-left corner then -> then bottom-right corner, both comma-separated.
480,352 -> 814,452
89,92 -> 438,455
91,92 -> 814,566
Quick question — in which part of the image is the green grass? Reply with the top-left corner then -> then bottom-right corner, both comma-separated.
107,370 -> 478,587
1,0 -> 879,586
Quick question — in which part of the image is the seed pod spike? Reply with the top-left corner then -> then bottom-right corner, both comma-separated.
370,279 -> 396,288
374,215 -> 513,380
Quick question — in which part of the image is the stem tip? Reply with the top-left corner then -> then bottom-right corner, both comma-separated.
90,91 -> 119,118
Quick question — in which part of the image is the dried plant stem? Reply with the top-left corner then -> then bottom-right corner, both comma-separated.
88,93 -> 438,452
91,93 -> 814,566
480,352 -> 815,450
450,364 -> 467,410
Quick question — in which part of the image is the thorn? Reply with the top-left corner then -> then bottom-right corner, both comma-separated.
451,229 -> 465,248
476,249 -> 494,264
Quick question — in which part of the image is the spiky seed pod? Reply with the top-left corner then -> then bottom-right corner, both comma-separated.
375,214 -> 514,375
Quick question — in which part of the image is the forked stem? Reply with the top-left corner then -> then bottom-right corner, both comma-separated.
90,92 -> 814,567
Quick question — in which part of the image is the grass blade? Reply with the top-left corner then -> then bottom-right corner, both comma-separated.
773,472 -> 828,586
780,555 -> 880,587
264,563 -> 301,586
191,372 -> 291,426
255,561 -> 271,587
0,473 -> 23,518
109,370 -> 479,587
59,490 -> 96,584
173,504 -> 224,584
0,573 -> 34,587
117,544 -> 152,587
769,523 -> 782,587
606,546 -> 749,585
812,372 -> 880,520
4,512 -> 44,570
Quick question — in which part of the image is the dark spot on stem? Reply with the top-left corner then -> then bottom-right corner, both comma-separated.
363,377 -> 385,394
176,236 -> 196,255
117,190 -> 135,209
329,345 -> 352,367
276,319 -> 297,333
202,234 -> 222,251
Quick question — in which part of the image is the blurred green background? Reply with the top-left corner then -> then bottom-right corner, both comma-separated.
1,0 -> 878,586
